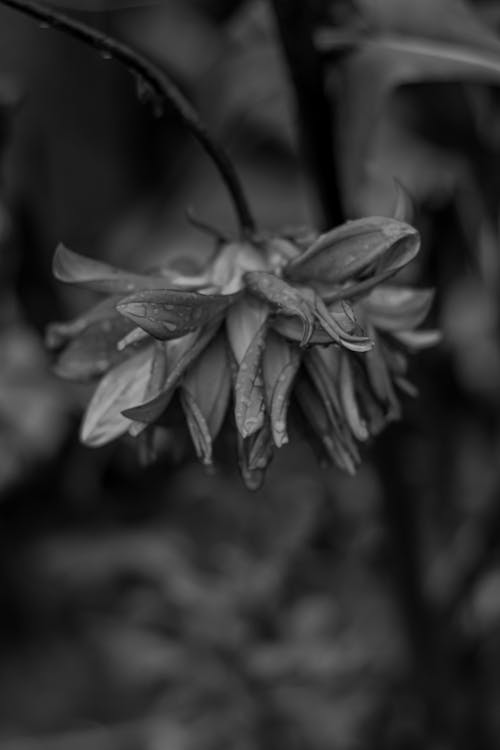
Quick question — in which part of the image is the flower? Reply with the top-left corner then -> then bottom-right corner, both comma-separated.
47,216 -> 438,489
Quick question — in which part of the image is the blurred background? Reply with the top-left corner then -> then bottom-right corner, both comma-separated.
1,0 -> 500,748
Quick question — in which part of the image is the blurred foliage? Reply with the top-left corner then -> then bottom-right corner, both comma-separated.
1,0 -> 500,749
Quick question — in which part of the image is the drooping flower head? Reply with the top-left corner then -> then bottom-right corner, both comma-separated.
47,216 -> 439,489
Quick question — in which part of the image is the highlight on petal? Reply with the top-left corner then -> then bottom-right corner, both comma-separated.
122,322 -> 221,424
180,334 -> 231,464
262,333 -> 301,447
394,330 -> 442,349
360,286 -> 434,331
285,216 -> 419,285
53,244 -> 189,294
80,346 -> 154,447
117,288 -> 239,340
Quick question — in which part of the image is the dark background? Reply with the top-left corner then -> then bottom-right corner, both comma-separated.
1,1 -> 500,748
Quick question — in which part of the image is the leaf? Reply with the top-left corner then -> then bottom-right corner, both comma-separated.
361,286 -> 434,331
319,0 -> 500,211
262,333 -> 301,447
234,319 -> 268,438
53,244 -> 197,295
122,323 -> 220,424
117,288 -> 239,340
180,334 -> 231,464
80,347 -> 154,447
285,217 -> 419,285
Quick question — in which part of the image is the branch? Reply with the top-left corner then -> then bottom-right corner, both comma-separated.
270,0 -> 343,230
0,0 -> 256,235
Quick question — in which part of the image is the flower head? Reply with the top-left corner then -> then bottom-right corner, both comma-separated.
47,216 -> 438,489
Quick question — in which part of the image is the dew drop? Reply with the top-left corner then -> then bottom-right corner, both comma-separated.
39,21 -> 50,30
100,50 -> 113,61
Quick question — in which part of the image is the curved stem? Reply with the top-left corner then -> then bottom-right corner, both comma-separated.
0,0 -> 256,235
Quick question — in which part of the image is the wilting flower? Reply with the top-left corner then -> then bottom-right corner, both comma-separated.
47,216 -> 439,489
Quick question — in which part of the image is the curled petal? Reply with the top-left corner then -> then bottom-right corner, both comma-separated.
117,288 -> 239,340
313,296 -> 373,352
244,271 -> 315,346
285,217 -> 419,285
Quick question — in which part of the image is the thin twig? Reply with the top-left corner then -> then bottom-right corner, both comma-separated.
270,0 -> 343,230
0,0 -> 256,235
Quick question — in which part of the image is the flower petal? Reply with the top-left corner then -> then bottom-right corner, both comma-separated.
226,296 -> 269,361
53,244 -> 188,294
53,314 -> 135,381
121,323 -> 220,424
238,424 -> 274,491
46,296 -> 121,349
244,271 -> 315,346
262,333 -> 301,447
234,318 -> 268,439
361,286 -> 434,331
285,217 -> 419,285
180,334 -> 231,463
394,330 -> 442,349
80,346 -> 154,447
339,354 -> 369,442
117,289 -> 239,340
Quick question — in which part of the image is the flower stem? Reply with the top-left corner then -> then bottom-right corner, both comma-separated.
270,0 -> 343,230
0,0 -> 256,235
